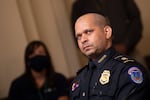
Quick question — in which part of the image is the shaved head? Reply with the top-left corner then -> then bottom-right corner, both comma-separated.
74,13 -> 112,60
75,13 -> 110,28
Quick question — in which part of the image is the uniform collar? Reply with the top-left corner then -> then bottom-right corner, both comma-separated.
88,47 -> 116,69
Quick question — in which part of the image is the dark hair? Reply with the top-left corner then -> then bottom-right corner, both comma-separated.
24,40 -> 55,85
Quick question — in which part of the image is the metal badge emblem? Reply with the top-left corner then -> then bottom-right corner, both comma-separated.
99,70 -> 110,85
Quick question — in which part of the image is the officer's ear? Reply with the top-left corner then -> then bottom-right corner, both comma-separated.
104,26 -> 112,39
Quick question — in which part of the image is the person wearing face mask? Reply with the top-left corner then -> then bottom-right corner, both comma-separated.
8,40 -> 69,100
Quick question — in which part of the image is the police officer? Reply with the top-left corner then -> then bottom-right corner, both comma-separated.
70,13 -> 150,100
71,0 -> 143,55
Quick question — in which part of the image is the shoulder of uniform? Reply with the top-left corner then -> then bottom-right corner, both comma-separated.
113,54 -> 148,85
77,65 -> 87,75
113,54 -> 139,66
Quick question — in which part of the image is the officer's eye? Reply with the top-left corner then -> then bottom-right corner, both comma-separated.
84,29 -> 94,35
76,34 -> 82,41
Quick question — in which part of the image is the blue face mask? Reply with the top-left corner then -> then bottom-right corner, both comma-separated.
28,55 -> 50,72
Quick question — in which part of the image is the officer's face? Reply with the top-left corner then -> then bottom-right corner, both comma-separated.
75,14 -> 112,60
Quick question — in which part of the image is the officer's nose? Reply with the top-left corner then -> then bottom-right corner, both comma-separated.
81,34 -> 88,44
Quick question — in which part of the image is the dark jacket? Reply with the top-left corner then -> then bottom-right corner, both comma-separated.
8,73 -> 69,100
70,48 -> 150,100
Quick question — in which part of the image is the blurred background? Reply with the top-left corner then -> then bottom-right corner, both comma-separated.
0,0 -> 150,99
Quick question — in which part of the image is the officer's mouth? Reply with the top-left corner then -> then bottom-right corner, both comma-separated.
83,45 -> 92,51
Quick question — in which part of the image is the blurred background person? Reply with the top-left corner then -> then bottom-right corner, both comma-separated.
71,0 -> 143,55
8,40 -> 69,100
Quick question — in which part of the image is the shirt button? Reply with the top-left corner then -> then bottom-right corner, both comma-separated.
99,91 -> 102,95
95,82 -> 97,86
82,92 -> 86,96
93,86 -> 95,89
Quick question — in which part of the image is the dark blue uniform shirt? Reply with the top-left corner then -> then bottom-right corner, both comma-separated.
70,48 -> 150,100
